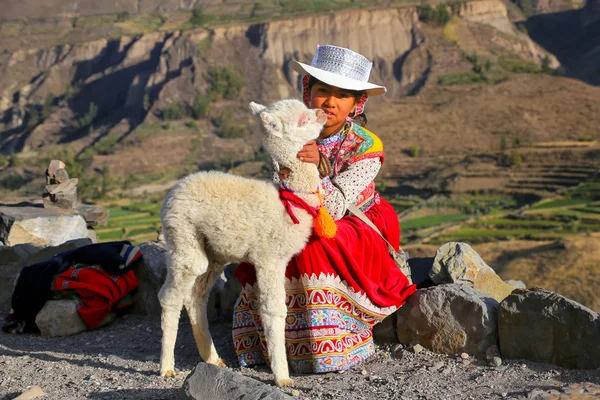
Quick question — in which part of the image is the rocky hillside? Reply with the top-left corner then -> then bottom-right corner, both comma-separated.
523,0 -> 600,85
0,0 -> 598,202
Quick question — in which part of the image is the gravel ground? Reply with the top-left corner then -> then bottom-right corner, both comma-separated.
1,313 -> 598,400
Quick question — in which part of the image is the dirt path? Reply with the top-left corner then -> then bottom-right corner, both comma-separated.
1,313 -> 598,400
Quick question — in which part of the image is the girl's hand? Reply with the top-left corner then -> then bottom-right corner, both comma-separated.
297,140 -> 320,165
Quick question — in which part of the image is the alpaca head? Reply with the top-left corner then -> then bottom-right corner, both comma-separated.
249,99 -> 326,168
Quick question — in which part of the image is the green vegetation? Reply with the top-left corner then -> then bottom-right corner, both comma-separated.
207,66 -> 245,100
161,102 -> 186,121
37,147 -> 117,201
0,174 -> 29,190
513,0 -> 536,17
42,93 -> 56,118
439,52 -> 551,87
97,200 -> 163,244
530,198 -> 589,210
417,180 -> 600,245
499,55 -> 540,74
190,7 -> 207,27
438,71 -> 485,85
116,12 -> 131,22
409,145 -> 421,157
72,102 -> 98,131
213,111 -> 245,139
116,12 -> 166,34
185,120 -> 199,131
401,213 -> 468,230
191,94 -> 211,119
417,4 -> 451,26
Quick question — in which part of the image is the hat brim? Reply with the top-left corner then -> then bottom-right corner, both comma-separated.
290,61 -> 387,96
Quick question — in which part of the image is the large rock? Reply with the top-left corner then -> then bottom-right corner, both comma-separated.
396,284 -> 498,358
181,363 -> 293,400
0,206 -> 88,247
25,238 -> 93,266
430,242 -> 514,302
35,300 -> 116,337
131,241 -> 168,316
0,238 -> 92,313
132,241 -> 242,322
76,204 -> 109,227
207,264 -> 242,323
0,245 -> 30,313
499,288 -> 600,369
373,313 -> 398,343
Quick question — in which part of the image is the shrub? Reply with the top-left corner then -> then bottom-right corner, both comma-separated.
484,59 -> 493,72
116,12 -> 130,22
191,94 -> 211,119
513,136 -> 521,148
207,66 -> 245,100
27,107 -> 41,129
8,153 -> 22,167
185,120 -> 199,131
42,93 -> 55,118
100,163 -> 114,197
417,4 -> 451,26
438,71 -> 485,85
417,5 -> 435,22
162,102 -> 186,121
409,145 -> 421,157
0,174 -> 28,190
434,4 -> 451,26
73,102 -> 98,130
515,0 -> 535,16
507,150 -> 522,167
214,112 -> 245,139
541,56 -> 552,74
499,56 -> 540,74
190,7 -> 206,26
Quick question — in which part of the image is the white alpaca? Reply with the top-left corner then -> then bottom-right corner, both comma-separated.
158,99 -> 327,387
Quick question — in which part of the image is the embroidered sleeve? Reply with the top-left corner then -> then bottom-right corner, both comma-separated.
321,158 -> 382,220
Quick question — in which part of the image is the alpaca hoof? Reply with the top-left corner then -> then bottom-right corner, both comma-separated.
209,358 -> 227,367
162,369 -> 175,378
275,377 -> 294,387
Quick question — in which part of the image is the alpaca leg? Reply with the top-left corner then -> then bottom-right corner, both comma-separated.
254,263 -> 293,387
184,264 -> 225,367
159,241 -> 209,378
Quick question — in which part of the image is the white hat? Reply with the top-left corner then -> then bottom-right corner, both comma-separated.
290,45 -> 387,96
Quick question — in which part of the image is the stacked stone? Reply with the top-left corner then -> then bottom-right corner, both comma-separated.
40,159 -> 110,242
43,160 -> 78,209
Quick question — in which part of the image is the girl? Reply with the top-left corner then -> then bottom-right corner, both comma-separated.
232,45 -> 416,374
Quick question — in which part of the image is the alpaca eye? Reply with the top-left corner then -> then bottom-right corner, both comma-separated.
299,119 -> 308,126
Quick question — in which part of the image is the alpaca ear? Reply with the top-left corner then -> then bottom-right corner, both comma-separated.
249,102 -> 267,115
261,112 -> 283,137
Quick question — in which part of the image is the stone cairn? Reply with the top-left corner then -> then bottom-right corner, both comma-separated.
42,159 -> 109,242
43,160 -> 78,209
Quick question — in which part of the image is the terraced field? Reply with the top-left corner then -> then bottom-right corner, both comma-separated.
427,174 -> 600,244
95,167 -> 599,247
95,201 -> 162,245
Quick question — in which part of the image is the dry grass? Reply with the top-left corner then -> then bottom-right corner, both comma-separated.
406,235 -> 600,313
370,75 -> 600,167
495,234 -> 600,312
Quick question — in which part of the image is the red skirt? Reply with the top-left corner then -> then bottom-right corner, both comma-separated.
232,198 -> 415,373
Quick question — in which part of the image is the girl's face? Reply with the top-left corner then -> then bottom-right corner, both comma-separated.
309,82 -> 358,138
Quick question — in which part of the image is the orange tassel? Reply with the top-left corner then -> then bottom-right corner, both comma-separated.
314,206 -> 337,238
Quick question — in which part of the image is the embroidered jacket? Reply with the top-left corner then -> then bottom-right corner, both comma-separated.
317,122 -> 384,220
